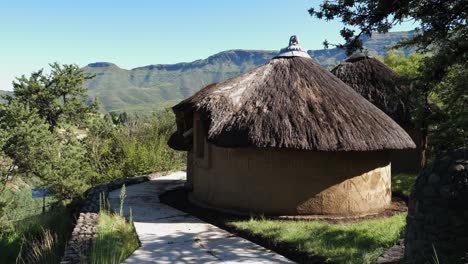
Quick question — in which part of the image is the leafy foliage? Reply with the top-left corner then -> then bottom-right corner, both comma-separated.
392,173 -> 417,197
10,63 -> 98,131
380,50 -> 426,78
0,66 -> 183,264
380,50 -> 467,157
0,64 -> 97,199
0,63 -> 184,202
0,63 -> 184,263
309,0 -> 467,56
429,65 -> 468,155
85,110 -> 186,181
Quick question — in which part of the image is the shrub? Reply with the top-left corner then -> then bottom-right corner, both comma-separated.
86,110 -> 186,181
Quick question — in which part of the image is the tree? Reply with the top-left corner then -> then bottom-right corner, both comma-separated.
85,115 -> 124,183
309,0 -> 467,58
310,0 -> 467,156
430,65 -> 468,155
380,50 -> 425,78
0,102 -> 56,182
10,63 -> 98,131
0,63 -> 99,199
0,106 -> 94,199
0,124 -> 13,191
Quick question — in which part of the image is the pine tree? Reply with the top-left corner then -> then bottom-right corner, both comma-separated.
0,63 -> 99,199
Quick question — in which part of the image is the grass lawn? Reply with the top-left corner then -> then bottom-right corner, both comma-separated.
392,173 -> 418,197
90,210 -> 139,264
0,203 -> 71,264
229,213 -> 406,264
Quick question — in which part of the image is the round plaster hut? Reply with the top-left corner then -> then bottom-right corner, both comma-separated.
331,54 -> 422,173
169,36 -> 415,216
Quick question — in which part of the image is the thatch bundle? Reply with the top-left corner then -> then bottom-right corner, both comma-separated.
331,53 -> 413,125
170,56 -> 415,152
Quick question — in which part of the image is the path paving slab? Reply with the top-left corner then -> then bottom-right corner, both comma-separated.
109,171 -> 293,264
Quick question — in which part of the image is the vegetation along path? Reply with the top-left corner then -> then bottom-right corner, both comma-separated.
108,171 -> 293,263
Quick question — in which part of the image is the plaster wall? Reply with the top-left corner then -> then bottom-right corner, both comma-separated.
191,144 -> 391,215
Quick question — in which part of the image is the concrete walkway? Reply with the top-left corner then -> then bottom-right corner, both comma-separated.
109,172 -> 293,264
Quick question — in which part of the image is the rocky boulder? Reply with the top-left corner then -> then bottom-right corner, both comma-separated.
405,149 -> 468,263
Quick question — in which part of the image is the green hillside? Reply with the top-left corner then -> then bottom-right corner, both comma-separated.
1,31 -> 413,113
83,51 -> 277,112
0,90 -> 12,103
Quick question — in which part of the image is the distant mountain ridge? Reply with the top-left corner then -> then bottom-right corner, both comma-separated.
0,90 -> 12,103
83,31 -> 413,112
83,49 -> 280,112
2,31 -> 414,112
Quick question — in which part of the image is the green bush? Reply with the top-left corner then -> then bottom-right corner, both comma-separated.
0,183 -> 58,231
86,110 -> 186,181
392,173 -> 418,198
117,111 -> 185,176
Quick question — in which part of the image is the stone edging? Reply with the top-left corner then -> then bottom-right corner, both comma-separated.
60,176 -> 148,264
375,239 -> 405,264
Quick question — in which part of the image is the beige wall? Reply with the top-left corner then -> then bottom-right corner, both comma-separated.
190,143 -> 392,216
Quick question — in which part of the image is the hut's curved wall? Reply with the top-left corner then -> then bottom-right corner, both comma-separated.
190,144 -> 392,215
390,125 -> 422,174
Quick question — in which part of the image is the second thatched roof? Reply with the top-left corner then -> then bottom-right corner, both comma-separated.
169,55 -> 415,152
331,53 -> 414,126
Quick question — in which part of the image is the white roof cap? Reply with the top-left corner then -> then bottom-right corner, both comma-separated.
275,35 -> 311,59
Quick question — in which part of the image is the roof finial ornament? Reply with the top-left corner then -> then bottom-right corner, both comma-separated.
346,49 -> 373,62
275,35 -> 311,59
290,35 -> 299,46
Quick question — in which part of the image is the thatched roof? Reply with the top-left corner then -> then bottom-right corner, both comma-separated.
331,53 -> 413,126
169,55 -> 415,152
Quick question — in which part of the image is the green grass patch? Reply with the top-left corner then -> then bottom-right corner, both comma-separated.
392,173 -> 417,197
229,213 -> 407,264
0,202 -> 71,264
90,210 -> 139,264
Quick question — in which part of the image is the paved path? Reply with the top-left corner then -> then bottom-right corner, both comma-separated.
109,172 -> 293,264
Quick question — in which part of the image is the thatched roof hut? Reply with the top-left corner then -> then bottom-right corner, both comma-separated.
169,36 -> 415,216
331,54 -> 422,173
170,54 -> 414,152
331,53 -> 413,125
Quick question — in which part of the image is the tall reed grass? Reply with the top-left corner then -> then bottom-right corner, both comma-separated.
90,186 -> 139,264
0,203 -> 71,264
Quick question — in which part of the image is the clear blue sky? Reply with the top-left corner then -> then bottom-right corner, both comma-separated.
0,0 -> 417,91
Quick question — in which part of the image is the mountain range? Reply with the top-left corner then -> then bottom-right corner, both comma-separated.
0,90 -> 12,104
3,31 -> 413,113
